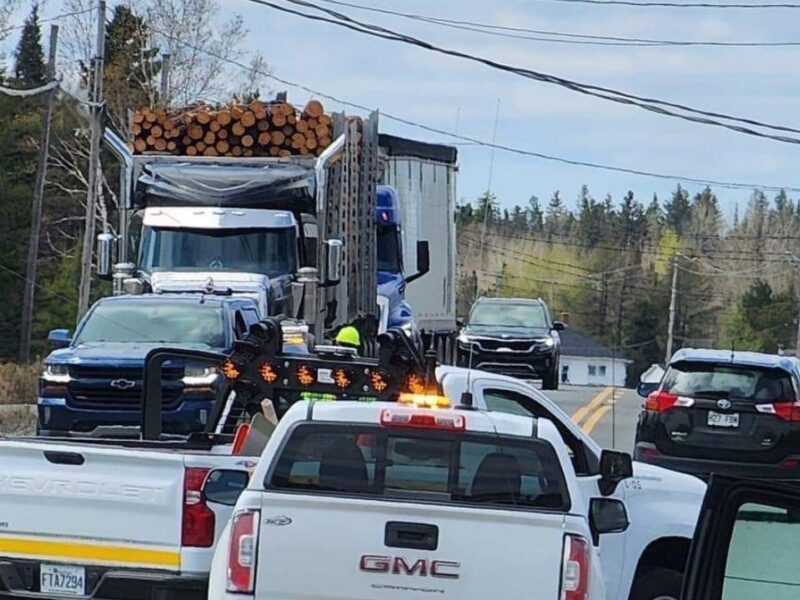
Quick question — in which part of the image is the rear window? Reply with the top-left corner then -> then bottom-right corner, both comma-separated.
662,362 -> 796,402
268,424 -> 570,512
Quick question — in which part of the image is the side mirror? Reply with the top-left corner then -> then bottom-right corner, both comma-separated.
96,233 -> 116,280
48,329 -> 71,350
405,240 -> 430,285
552,321 -> 567,332
598,449 -> 633,496
589,498 -> 630,545
637,382 -> 659,398
202,469 -> 250,506
323,238 -> 343,285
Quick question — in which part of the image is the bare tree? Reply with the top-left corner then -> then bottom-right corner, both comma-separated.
144,0 -> 255,105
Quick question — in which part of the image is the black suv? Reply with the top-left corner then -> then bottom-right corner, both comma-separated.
456,297 -> 565,389
634,348 -> 800,479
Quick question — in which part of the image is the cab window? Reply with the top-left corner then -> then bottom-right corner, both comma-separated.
482,388 -> 591,475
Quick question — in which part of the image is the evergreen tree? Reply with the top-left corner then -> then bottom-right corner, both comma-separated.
527,196 -> 544,233
545,191 -> 565,239
14,4 -> 46,87
664,185 -> 691,235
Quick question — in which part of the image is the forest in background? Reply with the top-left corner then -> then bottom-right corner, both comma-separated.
456,186 -> 800,382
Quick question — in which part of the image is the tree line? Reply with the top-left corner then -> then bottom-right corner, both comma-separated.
457,185 -> 800,382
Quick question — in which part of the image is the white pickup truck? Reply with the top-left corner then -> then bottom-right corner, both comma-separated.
0,364 -> 704,600
208,399 -> 608,599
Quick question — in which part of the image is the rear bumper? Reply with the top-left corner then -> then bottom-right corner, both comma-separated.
0,561 -> 207,600
633,442 -> 800,480
37,397 -> 215,435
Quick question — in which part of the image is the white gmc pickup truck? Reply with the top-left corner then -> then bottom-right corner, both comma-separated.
208,399 -> 608,599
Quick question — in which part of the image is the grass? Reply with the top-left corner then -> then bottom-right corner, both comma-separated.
0,362 -> 40,406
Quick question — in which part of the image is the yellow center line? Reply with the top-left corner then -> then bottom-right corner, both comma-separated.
582,390 -> 623,434
571,386 -> 614,427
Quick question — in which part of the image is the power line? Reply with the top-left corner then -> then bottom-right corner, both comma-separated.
144,23 -> 800,194
317,0 -> 800,47
546,0 -> 800,7
255,0 -> 800,146
0,6 -> 95,37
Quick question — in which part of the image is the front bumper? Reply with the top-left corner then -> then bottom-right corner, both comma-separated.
37,397 -> 215,436
456,344 -> 556,378
633,442 -> 800,480
0,561 -> 207,600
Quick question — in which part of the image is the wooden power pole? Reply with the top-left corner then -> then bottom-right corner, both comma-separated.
77,0 -> 106,320
19,25 -> 59,363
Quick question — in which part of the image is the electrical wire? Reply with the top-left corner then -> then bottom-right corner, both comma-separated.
253,0 -> 800,146
0,6 -> 96,37
545,0 -> 800,7
316,0 -> 800,48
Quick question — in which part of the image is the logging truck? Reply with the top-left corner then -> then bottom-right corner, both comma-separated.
98,100 -> 458,353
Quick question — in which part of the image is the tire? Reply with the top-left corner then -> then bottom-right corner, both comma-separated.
629,567 -> 683,600
541,362 -> 560,391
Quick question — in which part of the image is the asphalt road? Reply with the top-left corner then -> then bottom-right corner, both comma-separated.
541,384 -> 642,452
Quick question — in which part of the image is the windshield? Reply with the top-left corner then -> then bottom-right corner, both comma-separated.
269,424 -> 569,511
469,303 -> 548,328
140,226 -> 297,277
75,301 -> 226,346
376,224 -> 402,273
662,362 -> 795,402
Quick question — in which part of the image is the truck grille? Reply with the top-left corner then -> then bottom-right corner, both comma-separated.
475,339 -> 538,353
67,365 -> 185,411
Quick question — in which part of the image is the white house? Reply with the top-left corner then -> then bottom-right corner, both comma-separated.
559,329 -> 631,387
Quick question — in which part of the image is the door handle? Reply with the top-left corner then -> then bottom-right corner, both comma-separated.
385,521 -> 439,551
44,451 -> 85,466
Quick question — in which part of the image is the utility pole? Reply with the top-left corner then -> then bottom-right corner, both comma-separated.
19,25 -> 59,363
479,98 -> 501,259
665,255 -> 679,364
78,1 -> 106,319
787,253 -> 800,356
160,53 -> 171,104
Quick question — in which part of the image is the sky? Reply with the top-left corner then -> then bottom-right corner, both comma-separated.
5,0 -> 800,220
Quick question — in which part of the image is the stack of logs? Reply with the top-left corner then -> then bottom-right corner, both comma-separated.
131,99 -> 333,158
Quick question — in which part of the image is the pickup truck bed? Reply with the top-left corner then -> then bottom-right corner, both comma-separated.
0,437 -> 241,599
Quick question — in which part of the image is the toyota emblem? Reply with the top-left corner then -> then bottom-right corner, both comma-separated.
110,379 -> 136,391
717,399 -> 732,410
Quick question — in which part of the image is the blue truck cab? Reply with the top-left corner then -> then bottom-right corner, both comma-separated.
376,185 -> 429,333
38,293 -> 262,436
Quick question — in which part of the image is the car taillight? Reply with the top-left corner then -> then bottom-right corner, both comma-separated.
644,391 -> 694,412
756,402 -> 800,422
227,510 -> 260,594
182,468 -> 215,548
561,535 -> 590,600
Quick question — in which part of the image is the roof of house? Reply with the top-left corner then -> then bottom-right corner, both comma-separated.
561,328 -> 629,361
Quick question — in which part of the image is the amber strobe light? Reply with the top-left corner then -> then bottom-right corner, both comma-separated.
259,362 -> 279,384
406,373 -> 425,395
332,368 -> 352,389
221,360 -> 241,380
296,364 -> 315,386
369,370 -> 389,393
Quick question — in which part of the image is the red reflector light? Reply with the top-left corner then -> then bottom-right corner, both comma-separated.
227,510 -> 260,594
182,468 -> 215,548
781,458 -> 800,470
645,391 -> 679,412
380,408 -> 465,432
561,534 -> 590,600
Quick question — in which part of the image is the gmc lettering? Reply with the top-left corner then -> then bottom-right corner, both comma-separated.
359,555 -> 460,579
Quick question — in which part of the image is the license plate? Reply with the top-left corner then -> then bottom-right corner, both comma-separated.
40,565 -> 85,596
707,411 -> 740,428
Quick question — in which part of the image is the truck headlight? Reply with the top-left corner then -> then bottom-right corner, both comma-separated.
183,366 -> 219,386
457,333 -> 473,345
42,364 -> 70,383
542,337 -> 555,348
